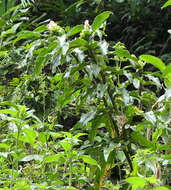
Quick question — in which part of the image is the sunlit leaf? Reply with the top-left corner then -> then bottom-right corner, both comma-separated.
80,155 -> 98,166
145,111 -> 156,125
69,38 -> 88,48
60,141 -> 72,151
0,51 -> 8,57
92,11 -> 112,31
0,22 -> 22,38
44,154 -> 61,163
162,0 -> 171,8
14,31 -> 41,44
164,73 -> 171,87
67,25 -> 84,37
21,128 -> 37,145
34,25 -> 47,33
152,128 -> 162,142
20,155 -> 43,162
80,111 -> 96,125
140,55 -> 165,72
125,177 -> 146,189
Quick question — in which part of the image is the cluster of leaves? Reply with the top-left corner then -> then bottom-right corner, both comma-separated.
0,1 -> 171,190
1,0 -> 171,60
8,0 -> 170,58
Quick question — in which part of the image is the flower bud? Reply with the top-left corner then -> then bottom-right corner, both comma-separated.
47,21 -> 58,32
84,20 -> 90,30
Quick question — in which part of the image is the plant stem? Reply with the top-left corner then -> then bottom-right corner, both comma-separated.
16,126 -> 20,171
68,151 -> 73,187
88,47 -> 133,172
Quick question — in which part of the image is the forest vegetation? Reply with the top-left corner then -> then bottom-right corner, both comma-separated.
0,0 -> 171,189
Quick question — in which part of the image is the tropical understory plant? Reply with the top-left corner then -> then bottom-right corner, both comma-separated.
0,2 -> 171,190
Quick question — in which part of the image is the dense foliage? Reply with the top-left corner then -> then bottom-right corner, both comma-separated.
0,0 -> 171,189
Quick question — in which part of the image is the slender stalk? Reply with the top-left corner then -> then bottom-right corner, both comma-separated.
69,159 -> 72,187
88,47 -> 133,172
16,125 -> 21,171
68,148 -> 73,187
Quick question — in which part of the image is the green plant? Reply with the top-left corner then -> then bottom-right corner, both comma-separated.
1,2 -> 171,189
162,0 -> 171,8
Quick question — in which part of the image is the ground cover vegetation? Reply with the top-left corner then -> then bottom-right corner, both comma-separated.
0,0 -> 171,189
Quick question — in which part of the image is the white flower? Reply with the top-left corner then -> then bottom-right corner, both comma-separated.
47,21 -> 58,31
84,20 -> 90,29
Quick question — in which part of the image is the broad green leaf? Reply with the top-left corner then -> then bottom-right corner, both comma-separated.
67,25 -> 84,37
162,0 -> 171,8
69,38 -> 88,48
50,73 -> 63,82
0,51 -> 8,57
60,141 -> 71,151
74,133 -> 87,139
126,106 -> 144,116
80,155 -> 98,166
103,146 -> 115,162
0,109 -> 17,117
89,115 -> 107,142
14,31 -> 41,44
0,101 -> 19,108
44,154 -> 61,163
125,177 -> 146,189
89,124 -> 98,143
146,176 -> 158,184
0,22 -> 22,38
0,29 -> 14,38
34,41 -> 58,75
115,49 -> 137,62
0,143 -> 10,149
140,55 -> 166,72
145,111 -> 156,125
158,144 -> 171,151
21,128 -> 37,144
34,53 -> 47,77
131,132 -> 155,149
163,63 -> 171,75
61,132 -> 72,138
80,111 -> 96,125
116,151 -> 126,162
20,155 -> 43,162
39,132 -> 50,144
152,128 -> 162,142
103,148 -> 111,162
70,63 -> 88,76
92,11 -> 112,31
164,73 -> 171,88
162,154 -> 171,160
34,25 -> 47,33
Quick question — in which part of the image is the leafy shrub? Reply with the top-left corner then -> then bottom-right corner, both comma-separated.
0,3 -> 171,190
